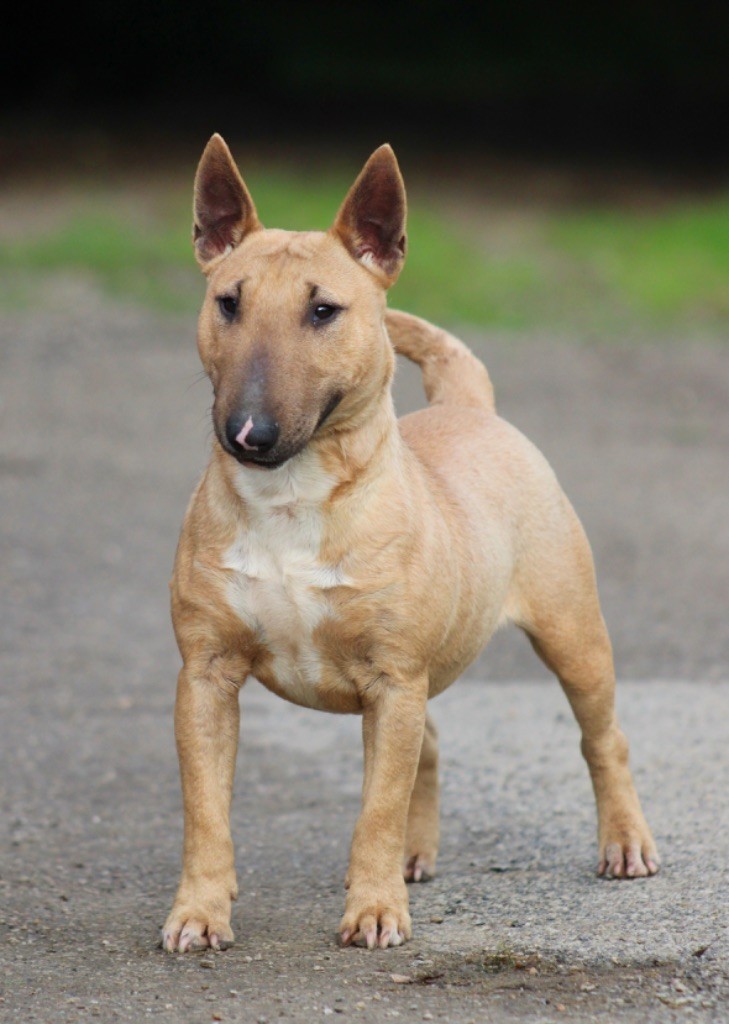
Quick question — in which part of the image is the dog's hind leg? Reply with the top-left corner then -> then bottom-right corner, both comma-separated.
403,711 -> 440,882
515,511 -> 660,880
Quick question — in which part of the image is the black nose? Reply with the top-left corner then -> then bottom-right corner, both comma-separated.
226,412 -> 279,455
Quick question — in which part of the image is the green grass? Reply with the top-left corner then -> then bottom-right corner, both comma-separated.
0,206 -> 195,312
1,169 -> 728,335
551,200 -> 729,324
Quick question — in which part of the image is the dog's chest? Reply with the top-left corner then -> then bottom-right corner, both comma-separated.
222,465 -> 345,707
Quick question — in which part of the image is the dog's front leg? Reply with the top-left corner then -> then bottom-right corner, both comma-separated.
162,658 -> 243,952
341,677 -> 428,949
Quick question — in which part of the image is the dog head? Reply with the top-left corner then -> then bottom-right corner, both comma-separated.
193,134 -> 406,469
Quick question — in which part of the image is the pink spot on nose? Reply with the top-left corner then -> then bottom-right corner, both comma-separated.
236,416 -> 258,451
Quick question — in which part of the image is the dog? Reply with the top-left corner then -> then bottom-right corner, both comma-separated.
161,135 -> 659,954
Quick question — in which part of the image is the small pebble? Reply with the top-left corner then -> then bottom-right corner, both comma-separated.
429,916 -> 444,924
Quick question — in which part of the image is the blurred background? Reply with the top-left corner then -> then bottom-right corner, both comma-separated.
2,13 -> 727,1014
2,1 -> 729,332
1,3 -> 727,688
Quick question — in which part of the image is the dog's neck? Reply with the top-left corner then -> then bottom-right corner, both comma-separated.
217,388 -> 403,525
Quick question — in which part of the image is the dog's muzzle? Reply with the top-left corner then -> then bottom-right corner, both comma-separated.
225,412 -> 280,461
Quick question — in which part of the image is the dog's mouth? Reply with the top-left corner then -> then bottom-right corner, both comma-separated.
232,450 -> 290,471
315,391 -> 343,431
219,392 -> 344,471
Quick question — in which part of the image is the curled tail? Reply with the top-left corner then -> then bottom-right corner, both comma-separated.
385,309 -> 495,412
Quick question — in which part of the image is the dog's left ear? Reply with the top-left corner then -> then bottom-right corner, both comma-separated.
193,134 -> 260,269
332,144 -> 407,286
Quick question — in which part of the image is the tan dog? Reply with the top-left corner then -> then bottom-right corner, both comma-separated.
162,135 -> 659,954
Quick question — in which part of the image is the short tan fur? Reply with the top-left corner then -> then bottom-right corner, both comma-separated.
162,135 -> 658,954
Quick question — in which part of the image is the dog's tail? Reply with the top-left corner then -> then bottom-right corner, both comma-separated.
385,309 -> 495,412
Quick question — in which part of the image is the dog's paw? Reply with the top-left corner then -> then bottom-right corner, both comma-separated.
403,851 -> 436,883
339,880 -> 412,950
597,823 -> 660,879
161,888 -> 235,953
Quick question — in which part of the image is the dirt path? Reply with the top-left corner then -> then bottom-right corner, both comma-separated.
1,294 -> 727,1022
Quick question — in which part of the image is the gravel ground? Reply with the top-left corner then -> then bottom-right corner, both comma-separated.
1,289 -> 727,1022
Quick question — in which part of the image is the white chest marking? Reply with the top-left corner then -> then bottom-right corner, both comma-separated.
222,454 -> 344,705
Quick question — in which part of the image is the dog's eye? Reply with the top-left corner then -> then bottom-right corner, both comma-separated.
218,295 -> 238,321
312,304 -> 338,324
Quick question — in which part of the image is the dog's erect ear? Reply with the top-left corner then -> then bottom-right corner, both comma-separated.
193,134 -> 260,268
331,144 -> 407,286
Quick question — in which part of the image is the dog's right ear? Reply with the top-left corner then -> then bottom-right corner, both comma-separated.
193,134 -> 260,269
